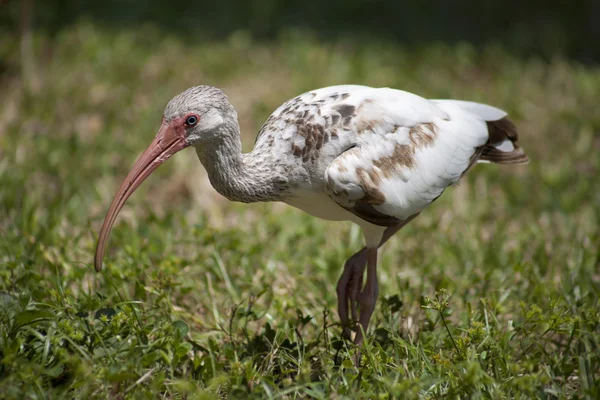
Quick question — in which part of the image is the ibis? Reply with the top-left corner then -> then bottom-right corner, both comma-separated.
95,85 -> 528,345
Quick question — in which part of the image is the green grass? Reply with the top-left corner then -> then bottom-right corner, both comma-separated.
1,22 -> 599,398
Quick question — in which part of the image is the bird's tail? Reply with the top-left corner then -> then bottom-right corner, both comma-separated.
480,117 -> 529,164
430,99 -> 529,164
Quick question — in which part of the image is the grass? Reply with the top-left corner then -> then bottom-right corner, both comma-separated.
1,22 -> 599,398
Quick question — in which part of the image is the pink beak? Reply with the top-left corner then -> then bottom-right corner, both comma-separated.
94,119 -> 188,272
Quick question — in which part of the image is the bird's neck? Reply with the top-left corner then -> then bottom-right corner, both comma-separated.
194,121 -> 286,203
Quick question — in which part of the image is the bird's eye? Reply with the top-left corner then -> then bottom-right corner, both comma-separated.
185,115 -> 199,127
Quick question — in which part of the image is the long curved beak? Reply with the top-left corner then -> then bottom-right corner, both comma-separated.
94,121 -> 188,272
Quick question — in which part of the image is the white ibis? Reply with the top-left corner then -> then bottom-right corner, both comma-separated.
95,85 -> 528,345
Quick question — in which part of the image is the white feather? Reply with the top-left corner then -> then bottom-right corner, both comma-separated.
257,85 -> 507,228
431,99 -> 507,121
321,88 -> 496,220
494,139 -> 515,152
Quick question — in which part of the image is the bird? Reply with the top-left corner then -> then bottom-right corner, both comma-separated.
94,84 -> 528,347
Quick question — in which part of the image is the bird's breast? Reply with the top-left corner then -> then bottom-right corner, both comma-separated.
283,190 -> 358,222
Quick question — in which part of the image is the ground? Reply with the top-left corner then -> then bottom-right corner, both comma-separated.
0,23 -> 599,399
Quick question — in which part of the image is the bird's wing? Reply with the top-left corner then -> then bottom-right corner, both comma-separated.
323,91 -> 506,226
253,86 -> 522,226
255,85 -> 454,167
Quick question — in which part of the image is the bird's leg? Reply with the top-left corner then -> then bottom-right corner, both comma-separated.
336,249 -> 367,339
347,223 -> 403,336
337,213 -> 421,343
353,247 -> 378,347
349,260 -> 365,323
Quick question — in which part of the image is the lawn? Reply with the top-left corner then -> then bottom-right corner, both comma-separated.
0,22 -> 599,398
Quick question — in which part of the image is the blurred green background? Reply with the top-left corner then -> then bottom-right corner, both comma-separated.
3,0 -> 600,61
0,1 -> 599,398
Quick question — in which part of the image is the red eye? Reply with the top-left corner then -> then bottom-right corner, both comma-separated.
185,115 -> 199,126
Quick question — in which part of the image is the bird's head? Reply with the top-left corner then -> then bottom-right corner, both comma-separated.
94,86 -> 234,272
163,85 -> 237,146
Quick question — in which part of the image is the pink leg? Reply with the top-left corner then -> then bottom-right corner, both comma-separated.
353,247 -> 378,347
336,249 -> 366,338
336,213 -> 420,343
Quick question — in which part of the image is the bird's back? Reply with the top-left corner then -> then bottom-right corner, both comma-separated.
253,85 -> 527,225
254,85 -> 447,178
